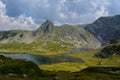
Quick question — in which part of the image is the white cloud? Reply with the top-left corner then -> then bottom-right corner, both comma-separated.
90,0 -> 109,19
1,0 -> 120,29
0,0 -> 6,15
59,12 -> 67,19
0,0 -> 38,30
56,0 -> 110,24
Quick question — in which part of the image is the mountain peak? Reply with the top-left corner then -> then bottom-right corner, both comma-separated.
33,20 -> 54,36
40,20 -> 54,32
93,14 -> 120,25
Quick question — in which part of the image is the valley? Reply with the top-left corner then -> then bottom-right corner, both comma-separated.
0,55 -> 120,80
0,14 -> 120,80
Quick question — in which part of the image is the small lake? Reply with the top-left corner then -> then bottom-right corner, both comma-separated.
0,53 -> 84,65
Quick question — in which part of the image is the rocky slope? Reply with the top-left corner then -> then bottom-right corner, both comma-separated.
0,15 -> 120,50
34,22 -> 101,48
85,15 -> 120,45
0,30 -> 34,44
95,38 -> 120,58
0,20 -> 101,49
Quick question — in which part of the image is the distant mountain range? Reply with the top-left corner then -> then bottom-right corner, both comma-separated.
0,15 -> 120,49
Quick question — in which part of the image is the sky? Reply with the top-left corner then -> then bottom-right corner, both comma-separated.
0,0 -> 120,30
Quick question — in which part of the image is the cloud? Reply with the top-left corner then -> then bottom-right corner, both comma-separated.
0,0 -> 38,30
0,0 -> 120,30
108,0 -> 120,15
56,0 -> 110,24
2,0 -> 111,24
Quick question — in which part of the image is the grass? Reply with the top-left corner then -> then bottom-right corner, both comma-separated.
0,53 -> 120,80
39,49 -> 100,72
40,62 -> 87,72
0,38 -> 119,79
39,49 -> 120,72
0,42 -> 71,55
0,43 -> 120,72
69,49 -> 120,67
0,55 -> 42,80
0,38 -> 120,72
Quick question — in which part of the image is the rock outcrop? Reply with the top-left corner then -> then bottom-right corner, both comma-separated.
33,20 -> 54,36
0,14 -> 120,49
85,15 -> 120,45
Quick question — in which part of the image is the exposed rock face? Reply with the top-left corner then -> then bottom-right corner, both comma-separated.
95,44 -> 120,58
0,14 -> 120,49
33,20 -> 54,36
32,20 -> 101,49
85,15 -> 120,45
0,30 -> 34,44
53,25 -> 101,49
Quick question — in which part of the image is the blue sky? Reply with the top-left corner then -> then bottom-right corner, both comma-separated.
0,0 -> 120,30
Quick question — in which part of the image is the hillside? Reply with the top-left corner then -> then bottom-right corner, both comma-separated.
0,55 -> 42,80
0,55 -> 120,80
0,14 -> 120,79
95,38 -> 120,58
0,20 -> 101,49
85,15 -> 120,45
0,15 -> 120,55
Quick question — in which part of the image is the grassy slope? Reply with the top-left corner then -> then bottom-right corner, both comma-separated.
0,42 -> 120,72
0,37 -> 120,72
40,62 -> 87,72
40,39 -> 120,72
0,55 -> 42,80
69,49 -> 120,67
0,55 -> 120,80
0,30 -> 72,55
0,42 -> 71,55
40,49 -> 120,72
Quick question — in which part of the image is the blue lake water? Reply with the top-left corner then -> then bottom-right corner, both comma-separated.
0,53 -> 84,65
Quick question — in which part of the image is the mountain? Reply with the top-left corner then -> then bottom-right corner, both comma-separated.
95,38 -> 120,58
0,22 -> 101,49
85,15 -> 120,45
0,14 -> 120,52
34,24 -> 101,49
33,20 -> 54,36
0,30 -> 34,43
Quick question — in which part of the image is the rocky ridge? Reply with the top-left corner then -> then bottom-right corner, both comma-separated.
0,15 -> 120,49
